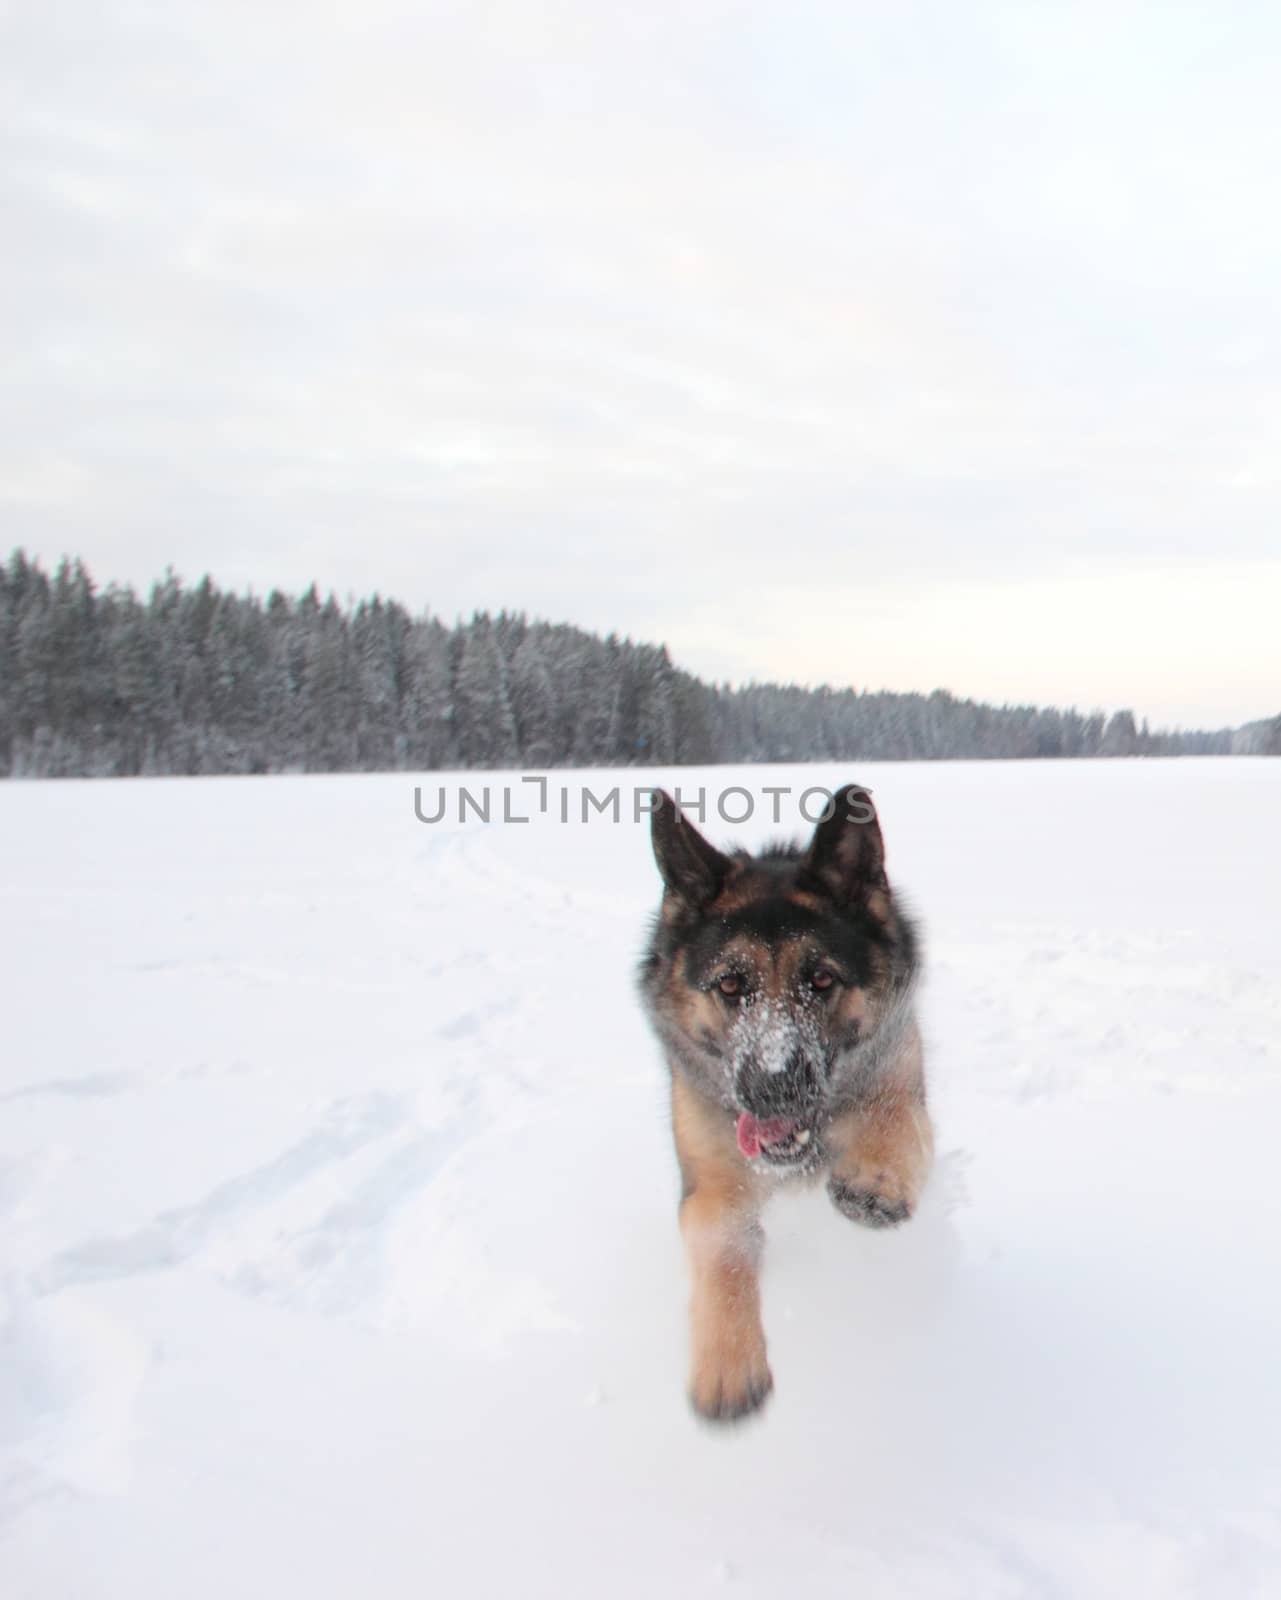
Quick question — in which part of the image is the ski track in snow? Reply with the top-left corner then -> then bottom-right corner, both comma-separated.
1,763 -> 1280,1598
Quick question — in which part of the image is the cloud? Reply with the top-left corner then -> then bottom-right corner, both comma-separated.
3,0 -> 1280,725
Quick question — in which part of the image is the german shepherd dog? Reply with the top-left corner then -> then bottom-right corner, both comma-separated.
638,783 -> 932,1422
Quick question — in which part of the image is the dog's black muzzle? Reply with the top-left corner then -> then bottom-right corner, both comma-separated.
735,1049 -> 824,1123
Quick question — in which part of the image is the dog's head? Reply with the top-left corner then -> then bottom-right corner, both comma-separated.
639,783 -> 917,1170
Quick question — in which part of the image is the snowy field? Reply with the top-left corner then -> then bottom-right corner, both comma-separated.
3,760 -> 1281,1598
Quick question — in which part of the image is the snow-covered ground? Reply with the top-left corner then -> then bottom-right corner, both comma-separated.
3,760 -> 1280,1598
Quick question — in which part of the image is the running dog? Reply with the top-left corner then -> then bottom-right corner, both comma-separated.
637,783 -> 932,1422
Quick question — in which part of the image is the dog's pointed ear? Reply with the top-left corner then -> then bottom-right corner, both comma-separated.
803,784 -> 889,909
649,791 -> 731,908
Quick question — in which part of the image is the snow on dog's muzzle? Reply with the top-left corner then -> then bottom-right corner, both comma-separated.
729,1000 -> 826,1145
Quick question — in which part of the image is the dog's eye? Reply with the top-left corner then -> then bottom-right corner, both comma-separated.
811,969 -> 835,993
716,973 -> 743,998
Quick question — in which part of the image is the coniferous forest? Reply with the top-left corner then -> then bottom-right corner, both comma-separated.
0,550 -> 1259,778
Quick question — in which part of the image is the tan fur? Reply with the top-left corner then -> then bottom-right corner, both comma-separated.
706,877 -> 830,919
657,923 -> 875,1047
663,930 -> 871,1013
830,981 -> 869,1032
665,979 -> 724,1045
864,886 -> 891,923
671,1074 -> 772,1420
703,868 -> 765,914
825,1023 -> 933,1219
671,1025 -> 934,1420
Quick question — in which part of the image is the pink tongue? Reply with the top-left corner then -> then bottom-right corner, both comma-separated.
735,1113 -> 798,1160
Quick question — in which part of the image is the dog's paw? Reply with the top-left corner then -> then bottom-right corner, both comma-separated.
827,1175 -> 913,1229
688,1341 -> 774,1423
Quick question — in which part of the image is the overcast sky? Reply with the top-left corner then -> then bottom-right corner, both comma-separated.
5,2 -> 1280,729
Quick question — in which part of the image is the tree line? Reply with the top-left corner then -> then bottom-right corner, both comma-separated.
0,550 -> 1240,778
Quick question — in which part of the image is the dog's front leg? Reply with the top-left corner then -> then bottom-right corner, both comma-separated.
824,1023 -> 934,1228
671,1075 -> 772,1422
680,1181 -> 771,1422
